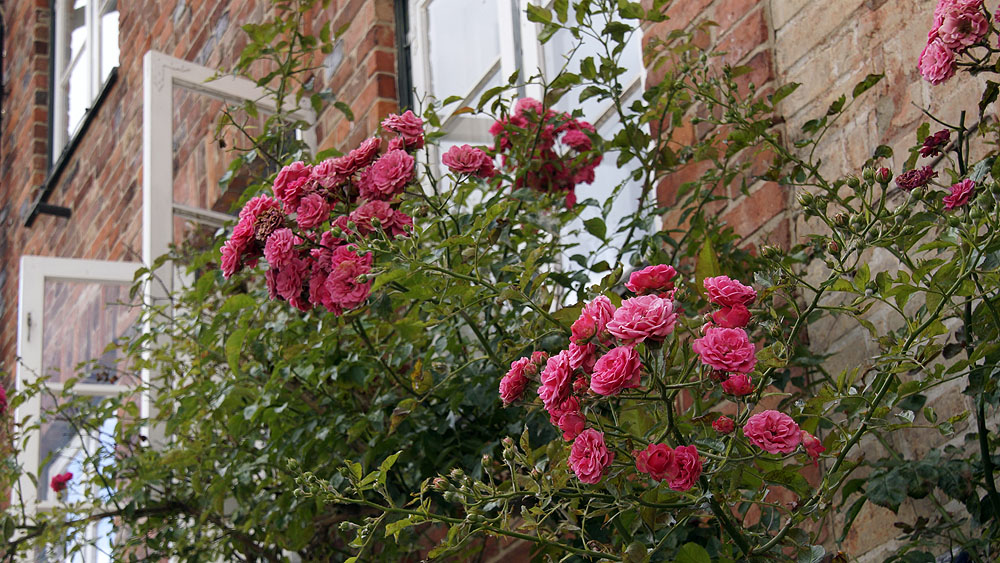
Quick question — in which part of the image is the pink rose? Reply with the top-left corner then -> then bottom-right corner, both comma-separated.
668,445 -> 702,491
386,136 -> 406,152
713,415 -> 735,434
310,158 -> 346,191
606,295 -> 678,345
567,342 -> 597,374
571,296 -> 616,344
296,193 -> 330,230
558,410 -> 586,441
743,410 -> 802,454
330,137 -> 382,180
275,256 -> 308,301
634,443 -> 701,491
530,351 -> 549,367
935,2 -> 987,50
801,430 -> 825,466
50,471 -> 73,493
323,245 -> 373,312
547,395 -> 580,427
625,264 -> 677,294
692,326 -> 757,374
711,304 -> 751,328
635,443 -> 675,481
238,194 -> 282,223
568,428 -> 614,484
499,357 -> 532,405
221,238 -> 242,278
919,38 -> 956,85
561,128 -> 592,152
720,373 -> 754,396
273,161 -> 312,208
538,350 -> 574,415
943,178 -> 975,209
349,200 -> 395,235
0,384 -> 7,415
359,149 -> 414,201
703,276 -> 756,308
381,110 -> 425,150
590,346 -> 641,396
442,144 -> 497,178
263,228 -> 300,268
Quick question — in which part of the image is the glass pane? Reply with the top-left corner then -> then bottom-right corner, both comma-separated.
41,280 -> 139,386
100,2 -> 119,80
37,396 -> 117,503
68,0 -> 88,64
426,0 -> 501,99
66,45 -> 90,137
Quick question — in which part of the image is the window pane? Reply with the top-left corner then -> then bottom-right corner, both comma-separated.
66,46 -> 90,137
426,0 -> 501,99
41,280 -> 139,387
100,1 -> 119,81
37,396 -> 117,503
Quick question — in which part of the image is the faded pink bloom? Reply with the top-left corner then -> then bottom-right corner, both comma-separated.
567,342 -> 597,374
713,415 -> 735,434
704,276 -> 756,308
571,295 -> 616,344
263,228 -> 300,268
296,193 -> 330,230
721,373 -> 754,396
590,346 -> 641,396
693,326 -> 757,374
323,245 -> 373,312
50,471 -> 73,493
801,430 -> 826,466
273,161 -> 312,208
935,1 -> 987,50
382,110 -> 425,150
919,38 -> 956,85
442,144 -> 497,178
359,149 -> 414,201
557,410 -> 586,441
568,428 -> 614,484
538,350 -> 574,416
943,178 -> 975,209
625,264 -> 678,295
743,410 -> 802,454
711,304 -> 751,328
895,166 -> 938,190
238,194 -> 282,223
606,295 -> 678,345
499,357 -> 533,405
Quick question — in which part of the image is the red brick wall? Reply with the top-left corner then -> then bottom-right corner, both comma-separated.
0,0 -> 402,379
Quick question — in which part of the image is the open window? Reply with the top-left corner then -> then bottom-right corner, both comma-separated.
15,256 -> 141,561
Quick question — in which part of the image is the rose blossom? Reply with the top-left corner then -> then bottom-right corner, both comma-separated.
635,443 -> 674,481
920,129 -> 950,158
711,304 -> 751,328
667,445 -> 702,491
51,471 -> 73,493
442,144 -> 497,178
499,357 -> 533,405
558,410 -> 586,441
571,295 -> 616,344
275,257 -> 308,302
323,245 -> 373,312
331,137 -> 382,179
693,326 -> 757,374
537,350 -> 574,415
743,410 -> 802,454
935,1 -> 987,50
272,161 -> 312,208
919,38 -> 956,85
548,395 -> 580,427
0,385 -> 6,415
530,351 -> 549,367
296,193 -> 330,229
220,238 -> 242,279
263,228 -> 300,268
567,342 -> 596,374
561,128 -> 592,152
568,428 -> 614,484
359,149 -> 415,201
590,346 -> 642,396
895,166 -> 938,190
713,415 -> 735,434
801,430 -> 826,466
625,264 -> 678,295
721,373 -> 754,396
349,200 -> 396,235
943,178 -> 975,209
381,110 -> 425,150
634,444 -> 701,491
704,276 -> 756,308
606,294 -> 678,345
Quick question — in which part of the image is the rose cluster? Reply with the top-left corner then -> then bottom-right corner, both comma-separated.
489,98 -> 602,208
50,471 -> 73,493
692,276 -> 758,396
498,264 -> 704,488
220,111 -> 425,314
919,0 -> 989,85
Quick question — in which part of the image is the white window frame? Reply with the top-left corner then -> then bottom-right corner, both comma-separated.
52,0 -> 119,160
14,255 -> 141,556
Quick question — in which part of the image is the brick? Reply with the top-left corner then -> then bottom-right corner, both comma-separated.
720,181 -> 787,239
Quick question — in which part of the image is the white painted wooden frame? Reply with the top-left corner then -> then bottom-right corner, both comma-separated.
15,256 -> 141,513
141,51 -> 318,446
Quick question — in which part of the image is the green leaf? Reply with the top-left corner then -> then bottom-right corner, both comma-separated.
675,542 -> 711,563
384,515 -> 423,540
798,546 -> 826,563
866,468 -> 907,512
769,82 -> 800,105
852,73 -> 883,99
526,4 -> 551,23
334,101 -> 354,121
553,0 -> 569,22
225,329 -> 247,375
695,239 -> 721,299
583,217 -> 607,240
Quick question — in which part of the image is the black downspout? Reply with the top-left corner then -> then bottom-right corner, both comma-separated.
393,0 -> 413,111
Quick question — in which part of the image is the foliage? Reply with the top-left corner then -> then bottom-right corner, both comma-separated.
3,0 -> 1000,561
